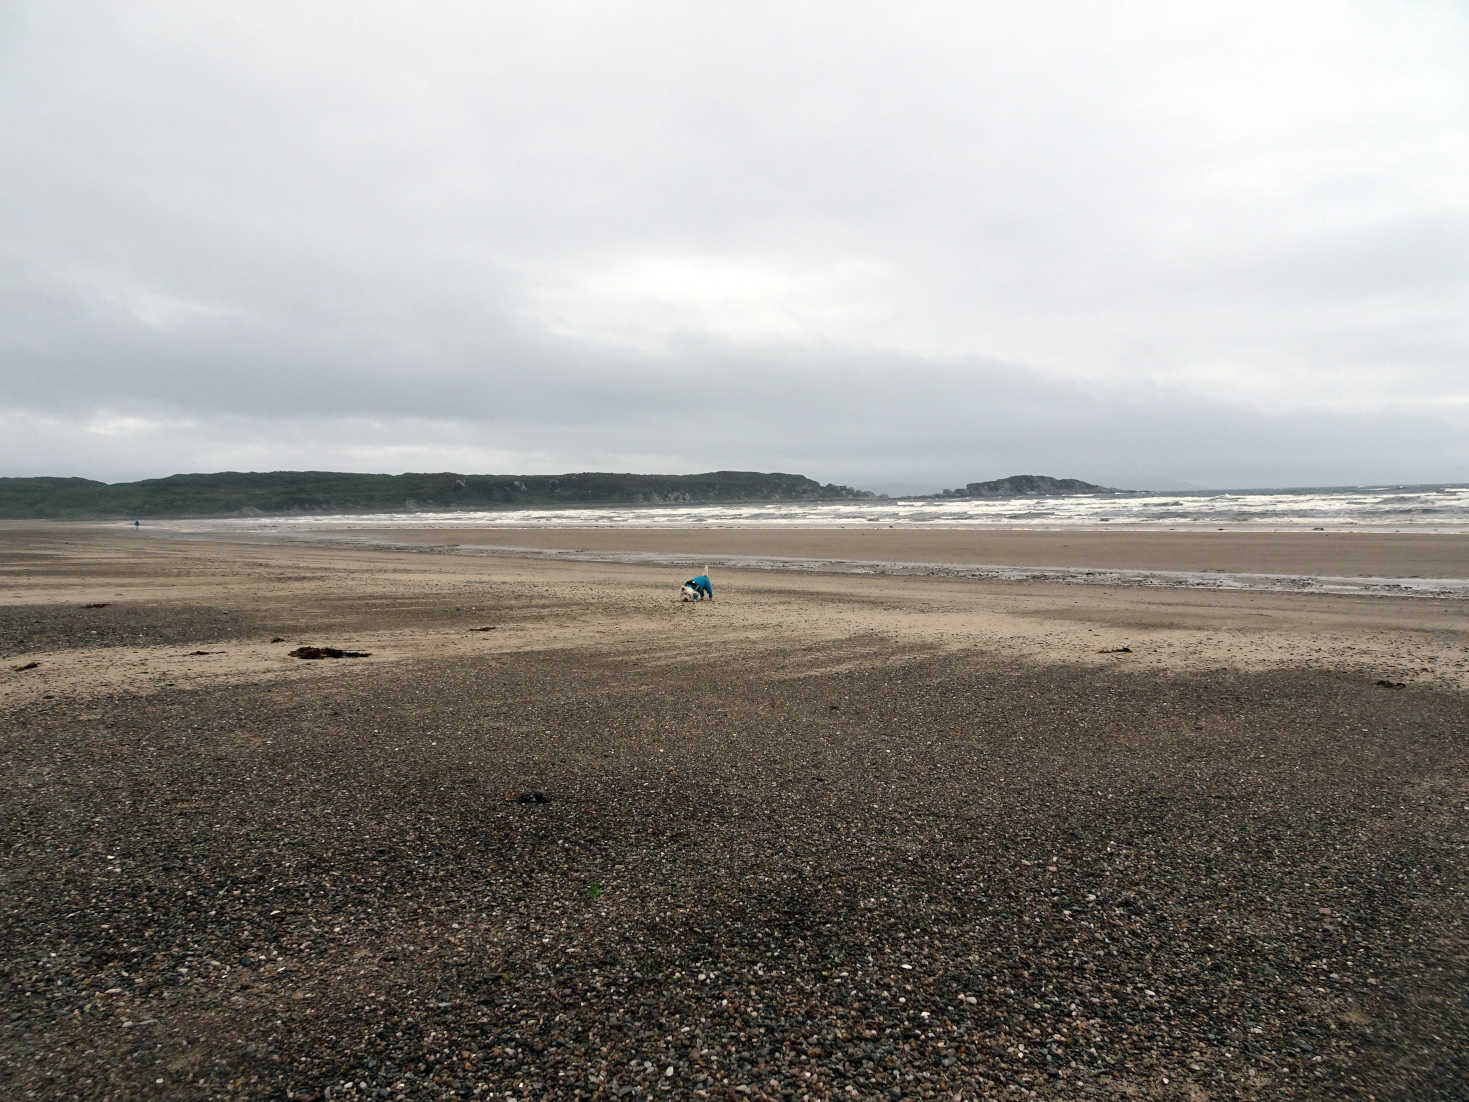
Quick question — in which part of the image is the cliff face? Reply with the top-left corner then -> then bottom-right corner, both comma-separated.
0,470 -> 875,519
940,474 -> 1115,498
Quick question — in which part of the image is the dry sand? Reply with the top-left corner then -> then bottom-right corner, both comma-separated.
3,525 -> 1467,706
2,524 -> 1466,1100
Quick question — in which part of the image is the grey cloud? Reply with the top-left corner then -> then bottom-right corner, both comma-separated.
1,1 -> 1466,489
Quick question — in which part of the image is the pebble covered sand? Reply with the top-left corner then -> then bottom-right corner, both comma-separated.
1,528 -> 1466,1100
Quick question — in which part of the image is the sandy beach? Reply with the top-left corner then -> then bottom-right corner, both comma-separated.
2,524 -> 1466,1100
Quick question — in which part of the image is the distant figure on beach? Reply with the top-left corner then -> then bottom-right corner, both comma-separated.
681,570 -> 713,601
132,520 -> 140,528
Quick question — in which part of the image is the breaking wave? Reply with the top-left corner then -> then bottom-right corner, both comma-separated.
142,483 -> 1469,535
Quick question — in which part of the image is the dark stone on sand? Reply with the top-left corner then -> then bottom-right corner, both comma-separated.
288,646 -> 372,659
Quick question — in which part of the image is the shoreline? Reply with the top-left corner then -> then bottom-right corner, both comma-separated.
117,522 -> 1469,598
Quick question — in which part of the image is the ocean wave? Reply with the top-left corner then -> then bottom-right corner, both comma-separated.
146,483 -> 1469,533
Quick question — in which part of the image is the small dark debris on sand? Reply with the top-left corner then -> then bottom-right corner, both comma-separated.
182,649 -> 221,656
1099,645 -> 1133,653
11,661 -> 39,671
270,636 -> 286,643
1376,678 -> 1407,688
288,646 -> 371,660
81,601 -> 110,608
469,626 -> 497,632
508,790 -> 550,804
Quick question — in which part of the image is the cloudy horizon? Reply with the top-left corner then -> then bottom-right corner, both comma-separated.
2,2 -> 1465,495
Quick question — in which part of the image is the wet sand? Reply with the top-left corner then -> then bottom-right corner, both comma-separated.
322,526 -> 1469,579
2,525 -> 1466,1099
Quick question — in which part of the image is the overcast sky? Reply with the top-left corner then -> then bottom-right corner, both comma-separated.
2,1 -> 1465,493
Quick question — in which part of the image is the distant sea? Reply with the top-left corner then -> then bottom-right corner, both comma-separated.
148,482 -> 1469,534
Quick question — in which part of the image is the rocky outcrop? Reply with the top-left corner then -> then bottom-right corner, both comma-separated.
939,474 -> 1117,498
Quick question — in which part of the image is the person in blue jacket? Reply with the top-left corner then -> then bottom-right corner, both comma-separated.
682,572 -> 713,601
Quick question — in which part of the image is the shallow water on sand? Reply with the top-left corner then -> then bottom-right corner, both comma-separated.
126,484 -> 1469,598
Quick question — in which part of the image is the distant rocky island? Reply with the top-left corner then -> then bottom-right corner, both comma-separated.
931,474 -> 1120,499
0,470 -> 874,520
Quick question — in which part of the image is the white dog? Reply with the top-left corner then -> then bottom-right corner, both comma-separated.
680,567 -> 713,602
